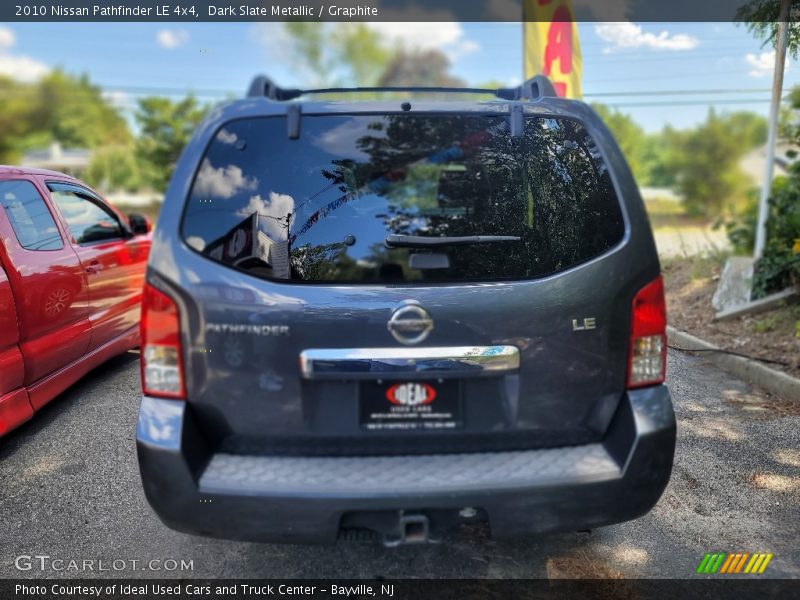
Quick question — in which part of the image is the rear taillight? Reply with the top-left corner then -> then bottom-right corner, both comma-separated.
141,283 -> 185,399
627,275 -> 667,389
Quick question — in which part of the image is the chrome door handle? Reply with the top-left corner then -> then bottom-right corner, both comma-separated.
85,260 -> 103,274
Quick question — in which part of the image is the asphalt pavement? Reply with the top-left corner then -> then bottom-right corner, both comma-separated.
1,350 -> 798,579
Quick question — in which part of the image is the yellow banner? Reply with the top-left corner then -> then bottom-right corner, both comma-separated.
523,0 -> 582,99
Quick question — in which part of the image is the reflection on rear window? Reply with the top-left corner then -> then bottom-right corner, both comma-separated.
181,114 -> 624,283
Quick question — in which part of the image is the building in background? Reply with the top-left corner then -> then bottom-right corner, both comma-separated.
21,142 -> 91,177
740,142 -> 800,186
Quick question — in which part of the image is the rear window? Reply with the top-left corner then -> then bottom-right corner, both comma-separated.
181,114 -> 624,283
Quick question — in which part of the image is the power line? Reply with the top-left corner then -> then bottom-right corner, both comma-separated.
606,98 -> 776,108
584,88 -> 774,98
0,82 -> 791,111
0,84 -> 790,100
584,51 -> 772,66
585,68 -> 784,84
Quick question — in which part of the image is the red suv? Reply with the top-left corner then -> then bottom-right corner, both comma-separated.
0,166 -> 151,437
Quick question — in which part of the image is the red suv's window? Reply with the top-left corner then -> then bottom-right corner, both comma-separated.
0,180 -> 63,251
48,184 -> 123,245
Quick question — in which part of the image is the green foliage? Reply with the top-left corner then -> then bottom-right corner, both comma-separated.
283,23 -> 329,84
0,77 -> 38,163
688,254 -> 727,281
85,146 -> 141,192
284,23 -> 390,86
134,95 -> 208,192
640,132 -> 677,188
750,314 -> 779,333
736,0 -> 800,59
331,24 -> 391,86
378,49 -> 465,87
32,71 -> 130,148
725,83 -> 800,298
752,169 -> 800,296
662,109 -> 761,217
590,103 -> 648,182
732,4 -> 800,301
719,190 -> 759,254
722,87 -> 800,298
726,111 -> 769,148
589,106 -> 765,200
282,23 -> 465,93
0,70 -> 129,163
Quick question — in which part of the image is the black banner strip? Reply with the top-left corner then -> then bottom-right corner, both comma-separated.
0,0 -> 787,23
3,579 -> 799,600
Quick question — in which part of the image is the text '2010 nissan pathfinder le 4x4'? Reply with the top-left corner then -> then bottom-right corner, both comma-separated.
135,76 -> 675,545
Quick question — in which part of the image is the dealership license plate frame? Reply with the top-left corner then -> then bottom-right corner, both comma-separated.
359,379 -> 463,431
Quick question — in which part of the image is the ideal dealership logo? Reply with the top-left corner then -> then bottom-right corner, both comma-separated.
696,552 -> 773,575
386,382 -> 437,406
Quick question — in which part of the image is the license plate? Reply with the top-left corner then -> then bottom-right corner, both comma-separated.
359,380 -> 462,431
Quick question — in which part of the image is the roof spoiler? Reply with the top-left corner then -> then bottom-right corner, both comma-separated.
246,75 -> 558,102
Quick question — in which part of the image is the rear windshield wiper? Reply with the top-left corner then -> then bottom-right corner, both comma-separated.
385,234 -> 521,248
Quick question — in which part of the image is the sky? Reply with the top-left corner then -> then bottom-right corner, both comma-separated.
0,20 -> 796,133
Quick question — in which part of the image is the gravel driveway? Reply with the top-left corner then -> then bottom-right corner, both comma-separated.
1,350 -> 797,578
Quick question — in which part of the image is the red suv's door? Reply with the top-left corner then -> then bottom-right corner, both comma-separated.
45,181 -> 148,350
0,254 -> 34,435
0,177 -> 91,408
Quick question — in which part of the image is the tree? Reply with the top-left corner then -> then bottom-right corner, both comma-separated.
0,77 -> 38,163
85,146 -> 141,193
135,96 -> 208,191
0,70 -> 130,163
640,131 -> 677,188
378,49 -> 466,87
725,84 -> 800,295
283,23 -> 389,86
736,0 -> 800,298
590,103 -> 648,182
30,71 -> 130,149
664,109 -> 764,217
725,111 -> 769,148
737,0 -> 800,59
331,24 -> 391,86
281,23 -> 469,91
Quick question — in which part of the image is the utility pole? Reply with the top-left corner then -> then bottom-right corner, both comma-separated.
754,0 -> 791,260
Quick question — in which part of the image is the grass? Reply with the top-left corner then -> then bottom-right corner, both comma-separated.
750,315 -> 779,334
688,253 -> 725,281
644,198 -> 709,229
662,247 -> 730,283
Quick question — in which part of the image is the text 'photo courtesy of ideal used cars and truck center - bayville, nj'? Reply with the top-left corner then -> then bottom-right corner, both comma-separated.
0,0 -> 798,598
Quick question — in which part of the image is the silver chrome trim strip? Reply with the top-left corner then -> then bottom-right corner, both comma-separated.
299,346 -> 520,380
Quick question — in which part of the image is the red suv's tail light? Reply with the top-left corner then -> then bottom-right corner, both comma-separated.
627,275 -> 667,389
141,283 -> 185,399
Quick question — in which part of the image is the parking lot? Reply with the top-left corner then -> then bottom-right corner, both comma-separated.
1,350 -> 798,579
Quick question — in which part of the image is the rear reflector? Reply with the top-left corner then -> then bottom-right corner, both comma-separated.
141,283 -> 185,399
627,275 -> 667,389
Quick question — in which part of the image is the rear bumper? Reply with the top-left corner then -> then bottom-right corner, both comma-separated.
136,385 -> 676,543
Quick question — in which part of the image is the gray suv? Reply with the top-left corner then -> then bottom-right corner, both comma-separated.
136,76 -> 675,545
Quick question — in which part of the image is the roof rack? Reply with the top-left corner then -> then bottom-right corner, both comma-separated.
246,75 -> 557,102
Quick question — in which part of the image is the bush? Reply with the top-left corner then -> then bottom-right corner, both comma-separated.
718,189 -> 758,255
722,170 -> 800,298
753,170 -> 800,297
85,145 -> 141,193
